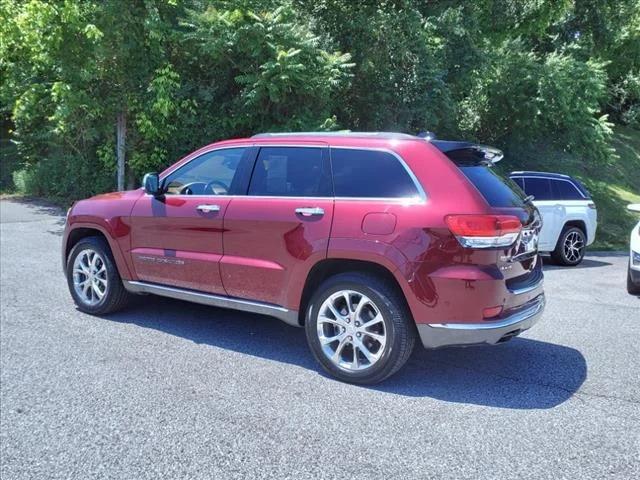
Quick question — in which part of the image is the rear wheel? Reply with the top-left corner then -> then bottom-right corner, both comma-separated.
305,272 -> 416,384
66,236 -> 131,314
551,226 -> 586,266
628,264 -> 640,295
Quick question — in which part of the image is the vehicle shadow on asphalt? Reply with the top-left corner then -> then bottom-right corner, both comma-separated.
104,295 -> 586,410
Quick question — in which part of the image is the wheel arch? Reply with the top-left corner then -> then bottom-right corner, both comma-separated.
563,219 -> 587,237
64,224 -> 132,279
65,227 -> 108,259
297,258 -> 409,326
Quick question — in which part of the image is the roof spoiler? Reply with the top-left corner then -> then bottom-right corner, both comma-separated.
430,140 -> 504,166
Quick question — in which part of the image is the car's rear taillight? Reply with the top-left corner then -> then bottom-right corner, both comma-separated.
588,202 -> 597,210
445,214 -> 522,248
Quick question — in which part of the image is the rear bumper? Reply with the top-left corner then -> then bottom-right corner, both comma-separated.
417,294 -> 545,349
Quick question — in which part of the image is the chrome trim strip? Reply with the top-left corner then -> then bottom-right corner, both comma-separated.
155,144 -> 427,204
417,295 -> 545,349
509,278 -> 543,295
429,296 -> 544,330
142,192 -> 422,203
123,280 -> 300,327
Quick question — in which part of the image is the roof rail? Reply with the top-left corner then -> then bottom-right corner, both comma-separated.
251,131 -> 419,140
509,171 -> 571,179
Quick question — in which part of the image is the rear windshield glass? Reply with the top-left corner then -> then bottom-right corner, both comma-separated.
442,147 -> 527,208
459,166 -> 526,207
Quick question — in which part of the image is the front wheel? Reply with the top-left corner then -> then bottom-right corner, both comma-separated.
551,226 -> 586,266
305,272 -> 416,384
66,236 -> 131,315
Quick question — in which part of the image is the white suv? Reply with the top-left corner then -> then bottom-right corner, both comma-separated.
509,171 -> 597,266
628,204 -> 640,295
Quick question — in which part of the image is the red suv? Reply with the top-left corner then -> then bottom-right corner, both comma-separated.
63,132 -> 545,384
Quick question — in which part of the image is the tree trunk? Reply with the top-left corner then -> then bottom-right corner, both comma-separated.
116,111 -> 126,191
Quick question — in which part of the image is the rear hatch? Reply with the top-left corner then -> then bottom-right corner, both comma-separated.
433,141 -> 542,289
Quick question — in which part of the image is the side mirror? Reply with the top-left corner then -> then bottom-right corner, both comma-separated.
143,172 -> 162,196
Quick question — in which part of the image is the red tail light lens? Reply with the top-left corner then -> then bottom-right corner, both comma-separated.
445,214 -> 522,248
445,215 -> 522,236
483,306 -> 503,319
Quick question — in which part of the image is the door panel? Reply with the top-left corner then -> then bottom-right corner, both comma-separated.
128,146 -> 254,294
220,144 -> 333,308
129,195 -> 230,294
534,200 -> 565,251
221,197 -> 334,306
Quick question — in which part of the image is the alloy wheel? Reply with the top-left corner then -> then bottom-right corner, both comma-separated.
563,231 -> 585,263
72,249 -> 108,306
316,290 -> 387,372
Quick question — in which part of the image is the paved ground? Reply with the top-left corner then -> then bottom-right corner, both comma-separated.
1,198 -> 639,479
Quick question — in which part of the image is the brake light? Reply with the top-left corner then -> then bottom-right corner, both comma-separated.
445,214 -> 522,248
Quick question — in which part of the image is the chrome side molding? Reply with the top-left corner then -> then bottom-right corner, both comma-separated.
123,280 -> 300,327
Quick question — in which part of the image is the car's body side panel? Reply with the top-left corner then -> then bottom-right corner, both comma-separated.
221,196 -> 335,307
127,194 -> 231,294
532,200 -> 596,251
63,189 -> 143,280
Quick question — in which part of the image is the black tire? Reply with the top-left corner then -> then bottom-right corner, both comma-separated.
551,226 -> 586,266
304,272 -> 416,384
628,264 -> 640,295
66,236 -> 132,315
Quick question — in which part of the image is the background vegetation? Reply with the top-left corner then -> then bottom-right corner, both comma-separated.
1,0 -> 639,248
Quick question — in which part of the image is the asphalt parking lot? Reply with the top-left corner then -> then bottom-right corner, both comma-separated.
1,197 -> 639,479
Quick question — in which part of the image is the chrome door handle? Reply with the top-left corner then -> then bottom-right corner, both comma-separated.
196,204 -> 221,213
295,207 -> 324,217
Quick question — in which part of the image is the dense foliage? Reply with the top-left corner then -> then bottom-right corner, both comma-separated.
1,0 -> 639,247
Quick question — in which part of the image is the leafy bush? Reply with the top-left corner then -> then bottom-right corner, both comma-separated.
12,154 -> 113,201
461,41 -> 614,166
1,0 -> 639,248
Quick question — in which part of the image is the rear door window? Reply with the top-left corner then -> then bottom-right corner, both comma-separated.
331,148 -> 420,198
248,147 -> 331,197
522,177 -> 553,201
552,180 -> 584,200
